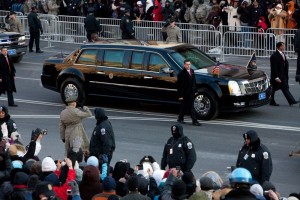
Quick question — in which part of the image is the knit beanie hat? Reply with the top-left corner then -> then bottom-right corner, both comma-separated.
12,160 -> 23,169
103,176 -> 116,191
250,184 -> 264,196
75,168 -> 83,182
200,177 -> 214,191
13,171 -> 29,186
42,157 -> 57,172
87,156 -> 99,168
45,173 -> 60,186
171,180 -> 187,199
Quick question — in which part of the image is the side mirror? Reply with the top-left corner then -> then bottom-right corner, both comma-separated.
160,66 -> 174,74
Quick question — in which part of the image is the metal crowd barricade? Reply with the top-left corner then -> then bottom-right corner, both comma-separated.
58,15 -> 85,23
217,25 -> 259,35
52,20 -> 86,43
135,26 -> 163,41
97,17 -> 120,25
223,31 -> 276,57
101,24 -> 121,39
281,33 -> 297,59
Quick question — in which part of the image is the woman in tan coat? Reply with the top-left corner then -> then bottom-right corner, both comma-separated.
268,3 -> 287,35
60,96 -> 92,156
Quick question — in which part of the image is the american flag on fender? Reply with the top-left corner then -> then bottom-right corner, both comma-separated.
212,65 -> 220,76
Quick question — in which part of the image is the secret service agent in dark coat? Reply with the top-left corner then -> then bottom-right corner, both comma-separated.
89,108 -> 116,165
0,52 -> 17,106
224,188 -> 257,200
236,130 -> 272,184
84,10 -> 102,42
161,124 -> 196,172
177,60 -> 200,126
27,6 -> 43,53
120,10 -> 135,39
270,42 -> 299,106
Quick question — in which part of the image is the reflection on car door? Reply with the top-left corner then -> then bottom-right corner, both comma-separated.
91,49 -> 143,99
140,52 -> 178,103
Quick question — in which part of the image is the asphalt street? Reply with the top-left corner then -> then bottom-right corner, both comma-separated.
1,41 -> 299,197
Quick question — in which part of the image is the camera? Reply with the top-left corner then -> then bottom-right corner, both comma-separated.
137,164 -> 143,170
41,129 -> 48,135
264,191 -> 270,196
233,15 -> 238,18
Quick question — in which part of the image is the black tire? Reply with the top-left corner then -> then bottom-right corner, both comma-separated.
193,88 -> 219,120
60,78 -> 86,105
11,55 -> 23,63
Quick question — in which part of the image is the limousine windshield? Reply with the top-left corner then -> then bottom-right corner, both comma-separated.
170,47 -> 216,69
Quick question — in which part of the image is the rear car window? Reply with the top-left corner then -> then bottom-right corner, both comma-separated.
104,50 -> 124,68
77,49 -> 97,65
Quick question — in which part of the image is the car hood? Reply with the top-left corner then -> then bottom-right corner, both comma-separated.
194,63 -> 265,80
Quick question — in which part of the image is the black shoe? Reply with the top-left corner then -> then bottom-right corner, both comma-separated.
192,121 -> 201,126
289,101 -> 300,106
9,104 -> 18,107
29,50 -> 33,52
270,101 -> 279,106
177,119 -> 185,124
36,50 -> 44,53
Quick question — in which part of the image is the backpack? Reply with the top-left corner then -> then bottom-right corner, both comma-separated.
195,4 -> 208,23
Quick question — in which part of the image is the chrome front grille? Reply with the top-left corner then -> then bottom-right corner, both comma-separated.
242,77 -> 269,94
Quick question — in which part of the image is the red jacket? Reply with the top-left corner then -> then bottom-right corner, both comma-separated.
53,169 -> 76,200
152,0 -> 163,21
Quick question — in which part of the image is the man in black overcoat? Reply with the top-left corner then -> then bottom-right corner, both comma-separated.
0,47 -> 17,107
270,42 -> 299,106
177,59 -> 201,126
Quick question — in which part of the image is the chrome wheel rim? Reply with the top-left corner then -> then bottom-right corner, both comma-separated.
194,94 -> 211,116
64,83 -> 79,99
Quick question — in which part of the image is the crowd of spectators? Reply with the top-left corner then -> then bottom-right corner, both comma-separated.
1,0 -> 300,32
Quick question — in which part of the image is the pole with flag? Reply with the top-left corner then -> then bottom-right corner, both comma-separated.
246,51 -> 257,75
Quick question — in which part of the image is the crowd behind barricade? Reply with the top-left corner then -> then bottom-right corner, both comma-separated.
1,0 -> 300,33
0,102 -> 299,200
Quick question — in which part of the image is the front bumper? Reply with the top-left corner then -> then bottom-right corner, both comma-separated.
220,86 -> 272,112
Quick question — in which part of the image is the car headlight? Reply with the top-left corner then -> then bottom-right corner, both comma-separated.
18,36 -> 25,41
228,80 -> 242,96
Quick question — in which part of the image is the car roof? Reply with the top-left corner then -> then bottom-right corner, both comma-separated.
80,39 -> 192,50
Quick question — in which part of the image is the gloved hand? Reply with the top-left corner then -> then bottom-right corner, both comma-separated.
101,154 -> 108,163
40,29 -> 43,35
62,139 -> 65,143
68,180 -> 80,196
147,155 -> 156,163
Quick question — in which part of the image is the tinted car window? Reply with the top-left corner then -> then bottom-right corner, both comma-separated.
77,49 -> 97,65
149,53 -> 168,72
104,50 -> 124,67
131,52 -> 143,70
170,47 -> 215,69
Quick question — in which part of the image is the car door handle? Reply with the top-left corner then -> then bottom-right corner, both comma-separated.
144,76 -> 153,79
97,71 -> 105,75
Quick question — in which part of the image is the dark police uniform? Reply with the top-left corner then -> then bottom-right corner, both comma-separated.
236,130 -> 273,184
120,12 -> 135,39
89,108 -> 116,165
161,124 -> 196,172
84,11 -> 102,42
27,7 -> 43,52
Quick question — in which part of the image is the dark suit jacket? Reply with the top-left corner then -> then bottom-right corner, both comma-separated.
270,50 -> 289,90
0,54 -> 16,94
177,68 -> 197,101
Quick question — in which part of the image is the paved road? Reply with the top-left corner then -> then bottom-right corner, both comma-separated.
1,41 -> 299,197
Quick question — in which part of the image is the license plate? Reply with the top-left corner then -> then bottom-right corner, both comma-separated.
258,92 -> 266,100
8,49 -> 16,55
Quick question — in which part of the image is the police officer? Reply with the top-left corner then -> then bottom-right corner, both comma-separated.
89,108 -> 116,166
120,9 -> 135,39
28,6 -> 43,53
161,124 -> 196,172
84,7 -> 102,42
236,130 -> 273,184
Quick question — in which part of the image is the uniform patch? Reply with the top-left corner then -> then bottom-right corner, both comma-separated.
263,152 -> 269,159
251,153 -> 255,158
13,123 -> 17,129
101,128 -> 106,135
126,19 -> 129,22
172,126 -> 176,132
109,73 -> 113,79
187,142 -> 192,149
93,130 -> 96,135
178,144 -> 182,148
